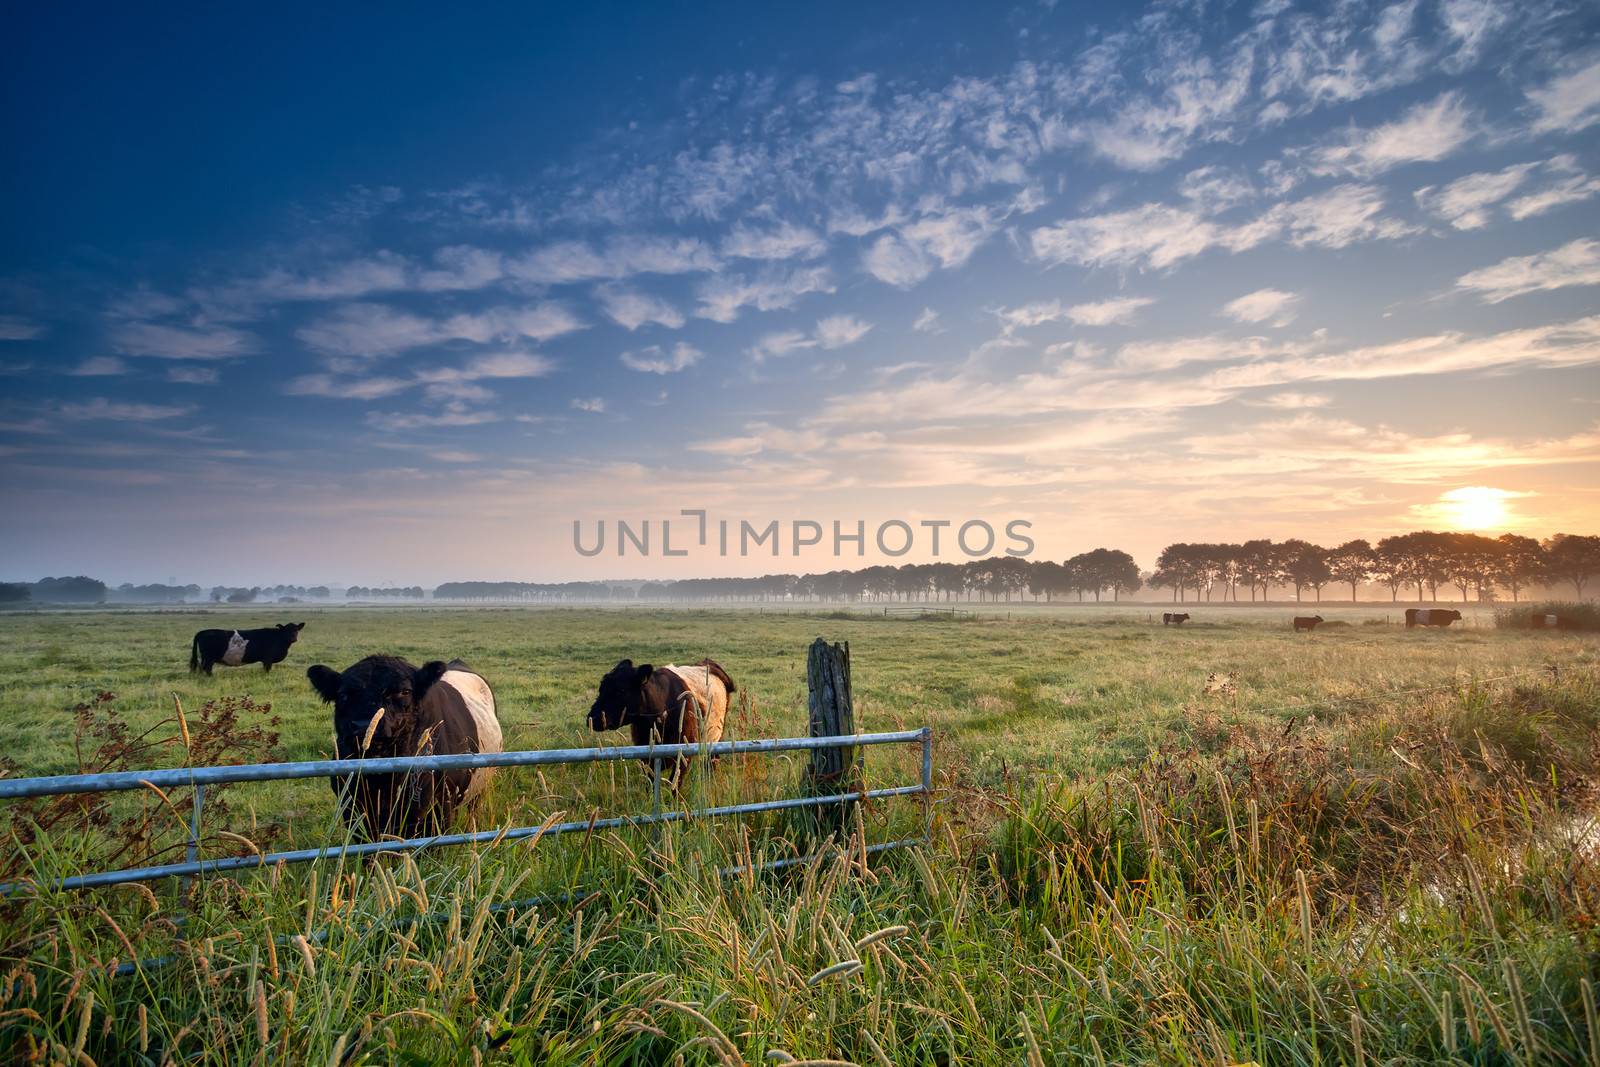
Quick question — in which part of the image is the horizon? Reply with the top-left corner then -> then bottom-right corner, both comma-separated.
4,1 -> 1600,584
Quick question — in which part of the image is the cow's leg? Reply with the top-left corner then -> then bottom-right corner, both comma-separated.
202,659 -> 214,676
262,661 -> 272,673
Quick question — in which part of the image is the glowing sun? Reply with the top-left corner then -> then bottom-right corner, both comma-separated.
1428,486 -> 1532,531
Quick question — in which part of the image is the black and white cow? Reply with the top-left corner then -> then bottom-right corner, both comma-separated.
307,655 -> 503,840
190,623 -> 305,674
1530,612 -> 1575,630
1405,608 -> 1463,629
1162,612 -> 1191,626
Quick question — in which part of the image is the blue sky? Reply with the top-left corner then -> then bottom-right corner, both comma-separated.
2,0 -> 1599,585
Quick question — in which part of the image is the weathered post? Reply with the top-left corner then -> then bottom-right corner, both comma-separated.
806,637 -> 858,833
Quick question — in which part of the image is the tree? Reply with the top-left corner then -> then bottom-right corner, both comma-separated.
1278,540 -> 1330,602
0,583 -> 30,603
31,576 -> 107,603
1326,539 -> 1376,602
1445,533 -> 1501,602
1493,534 -> 1545,602
1544,534 -> 1600,599
1236,539 -> 1276,601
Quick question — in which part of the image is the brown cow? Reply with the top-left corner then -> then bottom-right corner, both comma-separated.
587,658 -> 736,786
1293,615 -> 1324,631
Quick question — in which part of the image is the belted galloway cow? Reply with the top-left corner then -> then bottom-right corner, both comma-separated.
587,658 -> 736,787
307,655 -> 503,839
1162,612 -> 1190,626
190,622 -> 304,674
1405,608 -> 1462,629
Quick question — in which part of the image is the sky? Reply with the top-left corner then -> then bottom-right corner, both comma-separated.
2,0 -> 1599,586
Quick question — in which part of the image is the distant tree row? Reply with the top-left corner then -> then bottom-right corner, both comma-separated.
344,586 -> 427,599
634,551 -> 1142,603
1151,532 -> 1600,603
434,581 -> 635,601
7,531 -> 1597,607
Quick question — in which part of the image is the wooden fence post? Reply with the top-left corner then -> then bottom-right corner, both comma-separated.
806,638 -> 858,832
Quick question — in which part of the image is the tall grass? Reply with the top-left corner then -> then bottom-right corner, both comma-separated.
4,670 -> 1600,1063
1496,601 -> 1600,631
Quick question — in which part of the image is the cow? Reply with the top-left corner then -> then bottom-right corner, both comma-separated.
1530,612 -> 1576,630
190,622 -> 305,675
587,658 -> 736,787
1405,608 -> 1463,629
1162,613 -> 1191,626
1293,615 -> 1324,632
307,655 -> 503,840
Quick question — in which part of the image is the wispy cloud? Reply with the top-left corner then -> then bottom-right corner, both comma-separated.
297,302 -> 583,358
1416,155 -> 1599,229
1528,54 -> 1600,133
620,342 -> 703,374
1299,91 -> 1475,179
814,314 -> 873,349
594,285 -> 685,330
508,235 -> 719,285
167,366 -> 219,385
694,266 -> 834,322
912,308 -> 943,333
721,221 -> 827,261
1454,238 -> 1600,303
67,356 -> 128,376
113,322 -> 257,361
0,315 -> 45,341
570,396 -> 607,413
1220,288 -> 1299,325
59,398 -> 195,421
284,373 -> 413,400
1031,184 -> 1410,271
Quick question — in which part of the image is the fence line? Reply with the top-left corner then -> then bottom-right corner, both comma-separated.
0,728 -> 934,896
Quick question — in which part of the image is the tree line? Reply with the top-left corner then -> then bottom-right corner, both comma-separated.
5,532 -> 1597,606
1151,532 -> 1600,603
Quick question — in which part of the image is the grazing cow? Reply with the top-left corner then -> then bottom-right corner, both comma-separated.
190,622 -> 305,675
307,655 -> 503,840
1405,608 -> 1463,629
587,658 -> 736,786
1293,615 -> 1324,632
1162,612 -> 1191,626
1530,612 -> 1576,630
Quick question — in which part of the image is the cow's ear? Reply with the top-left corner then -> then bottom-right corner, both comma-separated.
307,665 -> 341,704
635,663 -> 654,684
415,660 -> 450,699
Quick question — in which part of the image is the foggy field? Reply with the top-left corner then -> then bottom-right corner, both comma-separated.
6,607 -> 1600,1064
0,603 -> 1584,786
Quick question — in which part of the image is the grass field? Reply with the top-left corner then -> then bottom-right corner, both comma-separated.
3,606 -> 1600,1063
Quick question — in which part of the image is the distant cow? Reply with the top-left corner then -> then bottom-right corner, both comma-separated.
307,655 -> 503,839
1293,615 -> 1324,632
190,622 -> 305,674
1530,612 -> 1576,630
1162,612 -> 1191,626
1406,608 -> 1463,629
587,658 -> 736,786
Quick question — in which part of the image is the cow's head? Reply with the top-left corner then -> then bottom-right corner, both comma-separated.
1311,615 -> 1324,623
308,655 -> 451,757
279,622 -> 306,643
588,659 -> 654,732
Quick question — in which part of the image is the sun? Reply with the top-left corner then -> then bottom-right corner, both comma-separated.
1432,486 -> 1528,531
